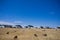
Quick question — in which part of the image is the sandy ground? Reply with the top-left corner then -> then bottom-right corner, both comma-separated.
0,28 -> 60,40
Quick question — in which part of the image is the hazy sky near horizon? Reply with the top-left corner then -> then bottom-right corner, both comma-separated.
0,0 -> 60,27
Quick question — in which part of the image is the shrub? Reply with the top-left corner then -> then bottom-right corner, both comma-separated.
14,36 -> 18,39
43,34 -> 47,36
34,34 -> 38,37
6,32 -> 9,34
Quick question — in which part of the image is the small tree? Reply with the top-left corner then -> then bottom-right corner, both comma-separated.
15,25 -> 22,28
40,26 -> 44,29
28,25 -> 34,28
57,26 -> 60,29
3,25 -> 12,28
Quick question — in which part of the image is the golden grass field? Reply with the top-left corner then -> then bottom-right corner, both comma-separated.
0,28 -> 60,40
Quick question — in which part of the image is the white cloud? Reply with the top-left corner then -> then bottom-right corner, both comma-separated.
0,21 -> 15,25
14,21 -> 23,24
0,20 -> 23,26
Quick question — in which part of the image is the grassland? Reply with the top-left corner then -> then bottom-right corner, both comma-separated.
0,28 -> 60,40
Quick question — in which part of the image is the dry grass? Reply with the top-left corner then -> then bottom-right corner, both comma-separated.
0,28 -> 60,40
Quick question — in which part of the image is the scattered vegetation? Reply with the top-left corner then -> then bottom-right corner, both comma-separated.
0,24 -> 60,29
0,28 -> 60,40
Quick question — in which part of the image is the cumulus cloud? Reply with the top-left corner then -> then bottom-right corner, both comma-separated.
0,21 -> 15,25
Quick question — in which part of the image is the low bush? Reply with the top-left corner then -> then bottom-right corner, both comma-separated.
6,32 -> 9,34
34,34 -> 38,37
43,34 -> 47,36
14,36 -> 18,39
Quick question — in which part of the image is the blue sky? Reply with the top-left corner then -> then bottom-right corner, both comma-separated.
0,0 -> 60,27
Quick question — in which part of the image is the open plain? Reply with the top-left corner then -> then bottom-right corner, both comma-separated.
0,28 -> 60,40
